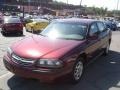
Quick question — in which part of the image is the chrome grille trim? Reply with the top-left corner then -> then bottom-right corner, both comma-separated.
12,54 -> 34,66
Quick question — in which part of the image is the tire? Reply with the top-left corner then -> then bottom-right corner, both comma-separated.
2,31 -> 7,36
18,31 -> 23,36
70,59 -> 84,84
31,27 -> 34,34
103,43 -> 110,56
1,30 -> 3,34
26,28 -> 29,32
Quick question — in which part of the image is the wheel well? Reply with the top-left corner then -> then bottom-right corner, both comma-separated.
77,53 -> 87,64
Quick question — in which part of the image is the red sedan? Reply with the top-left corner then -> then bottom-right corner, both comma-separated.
1,17 -> 23,35
3,18 -> 111,83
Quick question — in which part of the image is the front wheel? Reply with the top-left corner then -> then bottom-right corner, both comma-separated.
70,60 -> 84,84
26,28 -> 29,32
1,31 -> 7,36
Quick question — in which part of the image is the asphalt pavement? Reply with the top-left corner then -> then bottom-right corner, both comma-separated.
0,30 -> 120,90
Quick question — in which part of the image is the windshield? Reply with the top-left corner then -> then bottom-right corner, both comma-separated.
40,22 -> 87,40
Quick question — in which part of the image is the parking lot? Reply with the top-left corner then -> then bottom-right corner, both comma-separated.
0,29 -> 120,90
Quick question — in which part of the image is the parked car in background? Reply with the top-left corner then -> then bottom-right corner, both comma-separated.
26,19 -> 49,33
23,15 -> 32,26
19,16 -> 25,26
3,19 -> 111,84
117,21 -> 120,30
0,12 -> 3,20
104,21 -> 117,31
0,12 -> 3,28
112,22 -> 117,31
1,17 -> 23,35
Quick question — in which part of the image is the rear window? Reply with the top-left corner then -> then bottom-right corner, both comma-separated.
4,18 -> 21,23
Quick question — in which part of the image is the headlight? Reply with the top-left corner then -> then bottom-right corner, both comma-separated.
7,47 -> 13,55
36,59 -> 63,68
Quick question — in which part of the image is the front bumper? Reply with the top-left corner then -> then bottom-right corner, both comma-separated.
3,54 -> 72,81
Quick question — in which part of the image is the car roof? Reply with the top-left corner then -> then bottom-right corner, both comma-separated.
4,16 -> 20,19
31,19 -> 49,22
54,18 -> 99,25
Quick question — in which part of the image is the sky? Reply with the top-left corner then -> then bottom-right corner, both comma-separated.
56,0 -> 120,10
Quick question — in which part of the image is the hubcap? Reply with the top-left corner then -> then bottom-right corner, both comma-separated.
74,61 -> 83,81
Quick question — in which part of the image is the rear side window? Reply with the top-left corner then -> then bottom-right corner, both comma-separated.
4,18 -> 21,23
97,22 -> 106,32
89,23 -> 99,36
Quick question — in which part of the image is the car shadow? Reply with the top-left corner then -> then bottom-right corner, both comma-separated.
7,50 -> 120,90
1,33 -> 25,37
26,31 -> 41,35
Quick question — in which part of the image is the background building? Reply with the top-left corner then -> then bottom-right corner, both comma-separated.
0,0 -> 54,14
0,0 -> 84,16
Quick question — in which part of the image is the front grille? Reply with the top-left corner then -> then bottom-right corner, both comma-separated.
12,54 -> 35,66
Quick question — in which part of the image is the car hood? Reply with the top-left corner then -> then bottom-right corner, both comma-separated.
11,35 -> 85,59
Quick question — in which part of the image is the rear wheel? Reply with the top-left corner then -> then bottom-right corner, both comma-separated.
103,43 -> 110,56
18,31 -> 23,36
70,59 -> 84,84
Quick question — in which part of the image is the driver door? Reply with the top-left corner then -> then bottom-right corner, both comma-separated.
85,22 -> 101,59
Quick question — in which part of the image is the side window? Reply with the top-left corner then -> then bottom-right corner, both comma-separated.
97,22 -> 105,32
89,23 -> 99,36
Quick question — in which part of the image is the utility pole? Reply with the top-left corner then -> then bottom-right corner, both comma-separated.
80,0 -> 83,7
17,0 -> 24,18
117,0 -> 119,11
67,0 -> 68,15
115,0 -> 119,16
28,0 -> 31,14
4,0 -> 6,13
22,1 -> 25,18
67,0 -> 68,5
79,0 -> 83,17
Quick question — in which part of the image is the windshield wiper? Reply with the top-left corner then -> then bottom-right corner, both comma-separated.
57,38 -> 82,41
